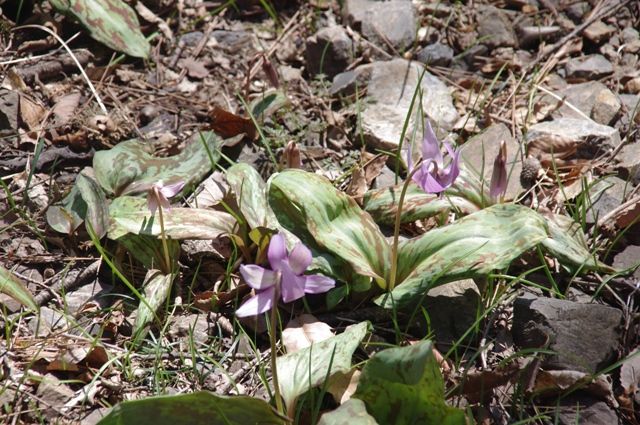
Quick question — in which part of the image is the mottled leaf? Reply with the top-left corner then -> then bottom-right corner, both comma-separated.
0,265 -> 37,311
276,321 -> 369,414
117,234 -> 179,271
49,0 -> 150,58
134,270 -> 173,333
76,169 -> 109,238
353,341 -> 467,425
96,391 -> 287,425
318,399 -> 378,425
108,196 -> 235,240
226,163 -> 280,230
269,170 -> 390,285
250,89 -> 288,118
363,169 -> 484,225
46,185 -> 86,234
94,132 -> 221,197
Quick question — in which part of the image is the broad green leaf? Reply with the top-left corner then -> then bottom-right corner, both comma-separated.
76,169 -> 109,238
96,391 -> 287,425
276,321 -> 369,414
117,235 -> 179,272
250,89 -> 288,118
94,132 -> 221,197
226,163 -> 280,230
318,399 -> 378,425
108,196 -> 235,240
363,169 -> 484,225
269,170 -> 390,285
353,341 -> 466,425
49,0 -> 150,58
46,185 -> 86,234
134,270 -> 173,333
0,265 -> 37,311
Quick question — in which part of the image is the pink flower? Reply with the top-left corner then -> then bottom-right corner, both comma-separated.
489,140 -> 508,201
406,121 -> 460,194
147,180 -> 185,215
236,234 -> 335,317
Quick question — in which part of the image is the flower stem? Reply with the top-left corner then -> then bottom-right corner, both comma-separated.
389,161 -> 423,291
269,294 -> 285,417
157,205 -> 172,274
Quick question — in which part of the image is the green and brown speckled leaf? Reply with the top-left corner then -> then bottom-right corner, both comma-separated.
0,265 -> 38,311
226,163 -> 280,230
268,170 -> 390,287
76,169 -> 109,238
94,132 -> 221,197
96,391 -> 287,425
318,399 -> 378,425
108,196 -> 235,240
276,321 -> 369,414
353,341 -> 467,425
134,270 -> 173,333
49,0 -> 150,58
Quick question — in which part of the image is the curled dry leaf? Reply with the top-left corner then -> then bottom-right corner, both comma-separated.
19,95 -> 46,130
282,314 -> 334,353
208,107 -> 257,140
327,370 -> 360,405
52,92 -> 82,126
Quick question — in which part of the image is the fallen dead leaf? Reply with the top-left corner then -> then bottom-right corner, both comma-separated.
282,314 -> 334,353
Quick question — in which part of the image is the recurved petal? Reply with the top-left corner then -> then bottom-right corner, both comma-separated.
280,262 -> 306,303
268,233 -> 288,270
302,274 -> 335,294
421,121 -> 443,165
288,243 -> 312,275
159,180 -> 186,198
147,196 -> 158,215
235,286 -> 276,317
239,264 -> 279,290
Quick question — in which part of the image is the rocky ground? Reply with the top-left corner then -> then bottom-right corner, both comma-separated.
1,0 -> 640,424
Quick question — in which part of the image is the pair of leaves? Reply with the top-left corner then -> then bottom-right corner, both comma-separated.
267,170 -> 605,310
49,0 -> 150,58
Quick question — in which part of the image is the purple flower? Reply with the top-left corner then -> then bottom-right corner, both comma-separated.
406,121 -> 460,194
147,180 -> 185,215
489,140 -> 508,201
236,234 -> 335,317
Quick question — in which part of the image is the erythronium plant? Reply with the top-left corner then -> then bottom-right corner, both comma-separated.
237,233 -> 335,417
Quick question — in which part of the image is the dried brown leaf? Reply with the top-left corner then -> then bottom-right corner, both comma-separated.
52,92 -> 81,126
19,95 -> 46,130
282,314 -> 334,353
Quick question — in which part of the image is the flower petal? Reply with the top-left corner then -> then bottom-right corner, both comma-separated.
147,196 -> 158,215
239,264 -> 279,290
288,243 -> 312,275
159,180 -> 186,198
421,121 -> 443,166
489,140 -> 508,199
236,286 -> 276,317
280,262 -> 306,303
302,274 -> 335,294
268,233 -> 288,271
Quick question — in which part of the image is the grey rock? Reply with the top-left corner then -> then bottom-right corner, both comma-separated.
583,21 -> 616,44
513,295 -> 622,373
0,89 -> 19,133
552,81 -> 621,125
460,123 -> 523,200
565,2 -> 590,22
556,395 -> 619,425
210,30 -> 254,51
565,54 -> 614,81
584,176 -> 630,224
343,0 -> 416,52
620,93 -> 640,121
168,314 -> 211,346
416,43 -> 454,67
305,26 -> 353,78
476,6 -> 517,48
420,280 -> 480,345
64,280 -> 112,314
526,118 -> 620,151
36,374 -> 75,420
612,245 -> 640,279
333,59 -> 457,150
621,27 -> 640,44
29,306 -> 67,337
371,165 -> 398,190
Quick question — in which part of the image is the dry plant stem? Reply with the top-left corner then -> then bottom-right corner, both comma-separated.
157,205 -> 172,274
389,160 -> 424,291
268,289 -> 286,418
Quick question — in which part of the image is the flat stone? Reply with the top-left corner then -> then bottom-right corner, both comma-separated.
416,43 -> 454,67
565,2 -> 590,22
584,176 -> 630,224
36,373 -> 76,420
334,59 -> 457,150
625,77 -> 640,94
476,6 -> 517,48
343,0 -> 416,52
460,123 -> 523,200
513,295 -> 622,373
64,280 -> 112,314
565,54 -> 614,81
551,82 -> 621,125
620,94 -> 640,123
419,279 -> 480,345
583,21 -> 616,44
613,245 -> 640,279
526,118 -> 620,151
556,395 -> 619,425
168,314 -> 212,346
305,26 -> 353,78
